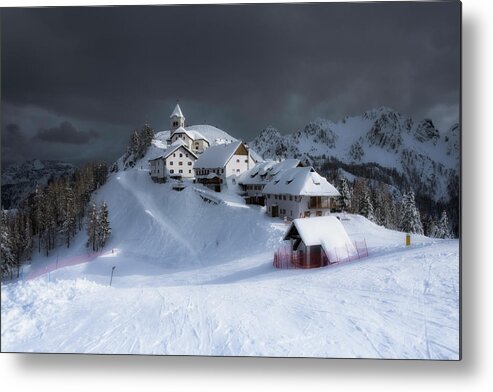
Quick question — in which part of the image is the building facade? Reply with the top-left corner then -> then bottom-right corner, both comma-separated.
194,141 -> 255,191
262,167 -> 340,219
149,140 -> 198,182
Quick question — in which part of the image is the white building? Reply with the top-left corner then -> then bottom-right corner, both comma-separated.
262,166 -> 340,219
149,139 -> 198,182
194,141 -> 256,192
237,159 -> 303,205
168,104 -> 210,154
281,216 -> 357,268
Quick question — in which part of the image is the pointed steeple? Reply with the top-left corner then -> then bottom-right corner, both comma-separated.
170,102 -> 185,130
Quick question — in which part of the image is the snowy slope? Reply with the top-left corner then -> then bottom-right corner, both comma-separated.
249,107 -> 459,203
1,145 -> 459,359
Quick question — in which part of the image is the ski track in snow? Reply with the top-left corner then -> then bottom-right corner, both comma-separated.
1,164 -> 459,359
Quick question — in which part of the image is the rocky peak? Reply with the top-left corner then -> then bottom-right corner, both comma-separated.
413,119 -> 440,144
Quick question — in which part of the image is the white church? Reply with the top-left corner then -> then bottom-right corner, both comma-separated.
149,103 -> 255,185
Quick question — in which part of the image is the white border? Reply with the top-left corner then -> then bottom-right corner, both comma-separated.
2,0 -> 493,391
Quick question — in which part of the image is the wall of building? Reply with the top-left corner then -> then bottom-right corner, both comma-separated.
265,194 -> 332,219
171,133 -> 193,149
150,159 -> 166,180
192,139 -> 209,154
225,153 -> 250,177
170,115 -> 185,130
164,147 -> 196,178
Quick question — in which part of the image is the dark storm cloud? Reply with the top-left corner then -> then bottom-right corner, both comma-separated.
33,121 -> 99,144
2,123 -> 31,166
1,1 -> 460,165
3,123 -> 27,147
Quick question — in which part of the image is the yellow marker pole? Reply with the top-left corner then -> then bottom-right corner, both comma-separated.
406,233 -> 411,246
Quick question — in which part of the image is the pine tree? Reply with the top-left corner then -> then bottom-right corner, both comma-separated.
350,178 -> 368,214
34,186 -> 47,253
61,185 -> 77,248
1,210 -> 15,279
433,211 -> 452,239
97,202 -> 111,249
86,203 -> 99,252
400,191 -> 424,235
338,178 -> 352,212
23,214 -> 33,262
360,190 -> 376,222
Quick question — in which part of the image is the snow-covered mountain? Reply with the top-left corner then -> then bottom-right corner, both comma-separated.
249,107 -> 459,203
1,159 -> 77,209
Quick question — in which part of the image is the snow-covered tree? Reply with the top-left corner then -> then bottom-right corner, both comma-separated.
338,178 -> 352,212
360,190 -> 376,222
97,202 -> 111,249
61,185 -> 77,248
1,210 -> 15,279
86,203 -> 99,252
432,211 -> 452,239
400,191 -> 424,235
350,178 -> 368,214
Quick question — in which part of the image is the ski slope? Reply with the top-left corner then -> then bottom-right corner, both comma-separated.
1,163 -> 459,359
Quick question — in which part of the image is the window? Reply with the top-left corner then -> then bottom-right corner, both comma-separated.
186,154 -> 189,158
179,169 -> 183,174
189,170 -> 192,173
245,159 -> 248,163
173,121 -> 178,127
169,161 -> 173,165
236,159 -> 240,163
283,195 -> 286,200
188,162 -> 192,166
289,196 -> 293,201
237,169 -> 240,172
179,162 -> 183,166
173,154 -> 176,157
179,153 -> 183,158
170,169 -> 174,174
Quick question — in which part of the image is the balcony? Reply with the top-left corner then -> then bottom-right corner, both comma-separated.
309,196 -> 331,209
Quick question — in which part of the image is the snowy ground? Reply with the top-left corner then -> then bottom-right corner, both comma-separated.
1,165 -> 459,359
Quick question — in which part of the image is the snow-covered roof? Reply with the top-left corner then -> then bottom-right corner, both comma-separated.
170,103 -> 184,119
283,216 -> 357,260
172,126 -> 194,138
172,127 -> 210,144
187,130 -> 210,144
237,161 -> 276,185
149,139 -> 197,161
269,159 -> 302,177
263,167 -> 340,196
195,141 -> 245,169
249,149 -> 263,163
237,159 -> 302,185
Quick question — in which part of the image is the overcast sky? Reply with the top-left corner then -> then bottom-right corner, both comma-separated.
1,1 -> 460,167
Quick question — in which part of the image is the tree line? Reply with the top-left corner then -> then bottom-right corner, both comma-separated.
115,123 -> 155,171
337,177 -> 453,239
1,162 -> 110,280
